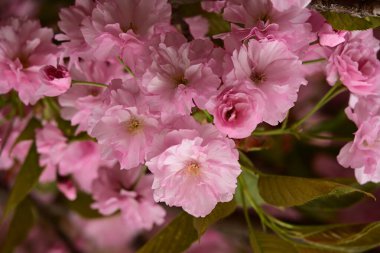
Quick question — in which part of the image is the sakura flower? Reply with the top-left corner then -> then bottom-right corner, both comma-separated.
318,23 -> 347,47
91,166 -> 166,230
225,39 -> 306,125
56,0 -> 97,60
90,105 -> 159,170
80,0 -> 171,66
184,16 -> 209,39
36,123 -> 67,183
326,31 -> 380,96
38,64 -> 71,97
146,124 -> 241,217
0,18 -> 60,104
142,40 -> 220,117
338,116 -> 380,184
58,60 -> 124,133
223,0 -> 314,53
206,84 -> 265,138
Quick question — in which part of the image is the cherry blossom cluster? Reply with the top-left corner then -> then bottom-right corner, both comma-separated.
0,0 -> 379,238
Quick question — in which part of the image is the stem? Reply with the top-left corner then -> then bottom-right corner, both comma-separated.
117,56 -> 136,77
238,177 -> 263,253
252,128 -> 293,137
302,58 -> 326,65
291,82 -> 346,130
72,80 -> 108,88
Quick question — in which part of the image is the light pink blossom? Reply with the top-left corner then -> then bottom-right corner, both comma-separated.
91,105 -> 159,170
338,116 -> 380,184
223,0 -> 314,53
146,123 -> 241,217
225,39 -> 306,125
142,40 -> 220,117
0,18 -> 60,104
91,166 -> 166,230
326,31 -> 380,96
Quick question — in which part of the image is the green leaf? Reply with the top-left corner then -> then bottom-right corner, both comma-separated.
64,191 -> 103,219
203,12 -> 230,36
12,118 -> 42,149
301,222 -> 380,252
322,12 -> 380,31
0,198 -> 36,253
235,169 -> 265,206
3,142 -> 43,217
258,174 -> 373,207
137,212 -> 198,253
193,200 -> 236,236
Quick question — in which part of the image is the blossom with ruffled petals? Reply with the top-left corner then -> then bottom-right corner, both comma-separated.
225,39 -> 306,125
0,18 -> 60,104
146,123 -> 241,217
206,84 -> 265,138
326,31 -> 380,96
91,166 -> 165,230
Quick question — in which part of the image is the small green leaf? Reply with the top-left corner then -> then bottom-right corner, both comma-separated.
4,142 -> 43,217
258,174 -> 373,207
322,12 -> 380,31
203,12 -> 230,36
137,212 -> 198,253
12,118 -> 42,149
64,191 -> 103,219
0,198 -> 36,253
193,200 -> 236,236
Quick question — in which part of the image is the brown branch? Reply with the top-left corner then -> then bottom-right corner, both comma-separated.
309,0 -> 380,17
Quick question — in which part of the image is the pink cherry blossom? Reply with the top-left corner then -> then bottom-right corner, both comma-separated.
0,18 -> 60,104
141,39 -> 220,117
337,116 -> 380,184
56,0 -> 96,61
223,0 -> 314,53
90,105 -> 159,170
58,60 -> 123,134
225,39 -> 306,125
146,123 -> 241,217
91,166 -> 166,230
206,83 -> 265,138
80,0 -> 171,64
38,65 -> 71,97
36,123 -> 67,183
326,31 -> 380,96
184,16 -> 209,39
318,23 -> 347,47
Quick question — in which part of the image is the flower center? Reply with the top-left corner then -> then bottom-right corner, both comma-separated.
250,72 -> 266,84
173,74 -> 189,86
185,161 -> 201,176
126,118 -> 142,134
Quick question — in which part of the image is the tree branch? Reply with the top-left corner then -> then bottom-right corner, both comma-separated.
309,0 -> 380,17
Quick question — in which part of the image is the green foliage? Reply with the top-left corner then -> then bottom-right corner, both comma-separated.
64,191 -> 103,219
137,212 -> 198,253
12,118 -> 42,149
138,201 -> 236,253
322,12 -> 380,31
257,174 -> 373,208
3,142 -> 43,217
0,198 -> 36,253
193,200 -> 236,236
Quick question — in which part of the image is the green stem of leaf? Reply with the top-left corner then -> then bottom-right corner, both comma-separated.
291,82 -> 346,130
117,56 -> 136,77
302,58 -> 326,65
72,80 -> 108,88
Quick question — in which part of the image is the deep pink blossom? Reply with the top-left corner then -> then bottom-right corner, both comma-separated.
225,39 -> 306,125
206,84 -> 265,138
